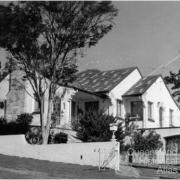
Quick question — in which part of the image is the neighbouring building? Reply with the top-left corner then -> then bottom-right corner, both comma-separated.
0,67 -> 180,149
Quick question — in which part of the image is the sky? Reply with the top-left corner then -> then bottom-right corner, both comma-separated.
2,1 -> 180,77
77,1 -> 180,76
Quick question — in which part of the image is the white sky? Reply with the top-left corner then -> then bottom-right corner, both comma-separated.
2,1 -> 180,77
78,1 -> 180,77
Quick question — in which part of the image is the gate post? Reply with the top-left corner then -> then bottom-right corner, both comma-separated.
115,142 -> 120,171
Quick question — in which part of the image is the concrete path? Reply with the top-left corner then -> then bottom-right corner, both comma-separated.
117,163 -> 140,178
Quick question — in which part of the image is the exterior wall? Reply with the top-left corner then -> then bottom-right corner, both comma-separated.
0,74 -> 9,118
108,68 -> 142,118
6,71 -> 26,121
24,81 -> 77,127
0,135 -> 119,169
23,79 -> 42,126
59,88 -> 77,128
142,77 -> 180,128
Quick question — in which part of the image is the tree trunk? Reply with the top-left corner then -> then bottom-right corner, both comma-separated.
43,97 -> 53,144
40,97 -> 46,144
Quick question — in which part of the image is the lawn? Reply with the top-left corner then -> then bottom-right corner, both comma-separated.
0,154 -> 131,179
1,154 -> 179,179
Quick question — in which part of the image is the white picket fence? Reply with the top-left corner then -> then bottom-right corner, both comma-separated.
121,150 -> 180,165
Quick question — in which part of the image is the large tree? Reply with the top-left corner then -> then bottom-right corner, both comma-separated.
164,71 -> 180,102
0,1 -> 118,144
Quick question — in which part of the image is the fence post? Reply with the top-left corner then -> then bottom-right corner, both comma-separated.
115,142 -> 120,171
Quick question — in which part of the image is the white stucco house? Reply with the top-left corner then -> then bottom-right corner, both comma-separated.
0,67 -> 180,148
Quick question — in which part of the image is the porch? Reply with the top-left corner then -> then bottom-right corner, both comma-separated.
52,88 -> 109,130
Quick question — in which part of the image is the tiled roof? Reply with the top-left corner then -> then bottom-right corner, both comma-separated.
123,75 -> 160,97
72,67 -> 137,93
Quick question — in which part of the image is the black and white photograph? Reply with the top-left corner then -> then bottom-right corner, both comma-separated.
0,0 -> 180,179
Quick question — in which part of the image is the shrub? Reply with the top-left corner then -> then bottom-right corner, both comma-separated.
53,132 -> 68,144
0,121 -> 27,135
15,113 -> 33,134
115,121 -> 125,150
0,114 -> 33,135
16,113 -> 33,125
132,130 -> 163,151
25,126 -> 42,144
77,110 -> 124,142
123,129 -> 163,151
25,127 -> 68,144
0,117 -> 6,125
115,121 -> 125,142
71,119 -> 81,131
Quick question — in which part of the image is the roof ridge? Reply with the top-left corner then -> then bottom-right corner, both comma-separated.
101,66 -> 137,73
143,74 -> 161,78
78,66 -> 137,74
78,69 -> 101,73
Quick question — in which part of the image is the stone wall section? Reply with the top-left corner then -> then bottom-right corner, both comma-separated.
6,71 -> 26,121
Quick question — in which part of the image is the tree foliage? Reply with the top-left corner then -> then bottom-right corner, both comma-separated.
0,1 -> 118,144
77,110 -> 124,142
164,71 -> 180,102
133,130 -> 163,151
127,130 -> 163,151
115,121 -> 125,142
0,113 -> 32,135
120,114 -> 163,151
0,58 -> 15,81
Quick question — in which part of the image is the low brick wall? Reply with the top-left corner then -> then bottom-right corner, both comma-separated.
0,135 -> 119,169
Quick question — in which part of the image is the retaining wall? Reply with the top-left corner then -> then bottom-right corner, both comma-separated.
0,135 -> 119,169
